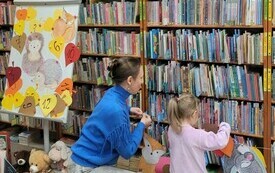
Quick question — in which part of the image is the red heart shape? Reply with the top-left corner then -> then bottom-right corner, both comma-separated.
65,43 -> 80,67
6,65 -> 22,87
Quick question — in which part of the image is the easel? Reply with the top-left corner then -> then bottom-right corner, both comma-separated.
0,110 -> 51,152
1,0 -> 81,153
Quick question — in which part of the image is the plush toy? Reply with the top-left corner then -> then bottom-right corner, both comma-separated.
155,156 -> 170,173
139,133 -> 166,173
223,143 -> 267,173
29,149 -> 52,173
13,150 -> 30,173
48,141 -> 73,173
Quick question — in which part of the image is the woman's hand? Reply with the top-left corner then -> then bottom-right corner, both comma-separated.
140,113 -> 152,128
130,107 -> 143,116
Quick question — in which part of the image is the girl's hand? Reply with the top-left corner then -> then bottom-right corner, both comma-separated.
202,123 -> 219,133
130,107 -> 143,116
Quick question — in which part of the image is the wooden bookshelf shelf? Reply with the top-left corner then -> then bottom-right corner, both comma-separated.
199,95 -> 264,103
231,131 -> 263,139
69,107 -> 93,112
81,53 -> 140,58
78,24 -> 140,28
73,80 -> 111,86
147,24 -> 264,29
146,58 -> 263,67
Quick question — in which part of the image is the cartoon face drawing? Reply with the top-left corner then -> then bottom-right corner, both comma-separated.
22,32 -> 44,76
28,39 -> 42,55
223,144 -> 267,173
142,134 -> 165,164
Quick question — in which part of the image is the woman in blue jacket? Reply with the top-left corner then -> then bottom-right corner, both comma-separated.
71,57 -> 152,172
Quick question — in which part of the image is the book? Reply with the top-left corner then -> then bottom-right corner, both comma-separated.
4,158 -> 16,173
213,136 -> 234,157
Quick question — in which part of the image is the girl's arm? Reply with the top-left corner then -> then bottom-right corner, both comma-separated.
195,122 -> 231,151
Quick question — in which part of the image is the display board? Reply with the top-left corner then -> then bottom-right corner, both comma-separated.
1,3 -> 80,123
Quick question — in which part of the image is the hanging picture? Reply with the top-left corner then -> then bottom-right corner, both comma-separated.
1,4 -> 80,123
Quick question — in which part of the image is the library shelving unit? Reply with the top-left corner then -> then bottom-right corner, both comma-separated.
271,0 -> 275,171
0,1 -> 13,103
143,0 -> 271,172
0,0 -> 14,124
67,0 -> 145,137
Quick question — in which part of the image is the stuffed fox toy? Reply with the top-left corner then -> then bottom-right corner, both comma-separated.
139,133 -> 166,173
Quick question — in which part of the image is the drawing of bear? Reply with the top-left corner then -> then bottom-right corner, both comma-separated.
34,59 -> 62,89
22,32 -> 44,76
223,143 -> 267,173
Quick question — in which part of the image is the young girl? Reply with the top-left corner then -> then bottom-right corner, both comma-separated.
167,94 -> 231,173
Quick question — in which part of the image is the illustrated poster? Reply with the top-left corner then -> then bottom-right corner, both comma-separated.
1,4 -> 80,123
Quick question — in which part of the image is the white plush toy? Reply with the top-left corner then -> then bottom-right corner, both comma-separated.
48,141 -> 73,173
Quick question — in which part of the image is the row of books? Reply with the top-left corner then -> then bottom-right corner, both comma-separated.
145,29 -> 263,65
71,83 -> 142,113
146,61 -> 189,94
0,77 -> 6,97
77,29 -> 141,56
0,2 -> 15,25
73,57 -> 112,85
79,0 -> 140,25
0,29 -> 12,50
148,92 -> 263,135
200,98 -> 263,135
71,85 -> 106,111
270,106 -> 275,138
0,53 -> 8,75
62,110 -> 89,136
147,62 -> 263,101
191,64 -> 263,101
148,122 -> 169,149
146,0 -> 262,26
0,113 -> 56,131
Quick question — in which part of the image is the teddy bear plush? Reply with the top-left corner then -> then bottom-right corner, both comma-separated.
48,141 -> 73,173
29,149 -> 52,173
13,150 -> 30,173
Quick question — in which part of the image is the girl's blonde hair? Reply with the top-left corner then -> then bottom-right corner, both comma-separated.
168,94 -> 199,134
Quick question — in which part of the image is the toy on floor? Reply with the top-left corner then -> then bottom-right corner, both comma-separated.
139,133 -> 166,173
48,141 -> 73,173
223,143 -> 267,173
13,150 -> 30,173
155,156 -> 170,173
29,149 -> 52,173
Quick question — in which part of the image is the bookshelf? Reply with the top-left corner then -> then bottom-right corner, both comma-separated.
0,0 -> 274,172
68,0 -> 145,137
143,0 -> 271,172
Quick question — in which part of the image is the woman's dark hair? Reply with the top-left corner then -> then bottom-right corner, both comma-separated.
107,57 -> 141,84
